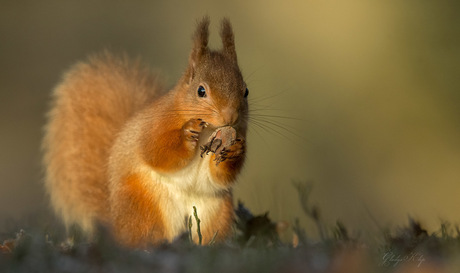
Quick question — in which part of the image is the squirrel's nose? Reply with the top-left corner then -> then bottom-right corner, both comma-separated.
221,107 -> 238,126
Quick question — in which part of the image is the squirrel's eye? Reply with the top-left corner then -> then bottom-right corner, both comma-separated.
244,88 -> 249,98
197,85 -> 206,98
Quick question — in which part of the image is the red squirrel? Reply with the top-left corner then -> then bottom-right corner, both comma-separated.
42,17 -> 248,247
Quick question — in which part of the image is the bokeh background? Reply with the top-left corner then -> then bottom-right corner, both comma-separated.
1,0 -> 459,239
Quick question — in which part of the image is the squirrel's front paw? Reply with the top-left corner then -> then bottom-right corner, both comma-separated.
200,126 -> 245,165
214,138 -> 245,165
182,118 -> 208,149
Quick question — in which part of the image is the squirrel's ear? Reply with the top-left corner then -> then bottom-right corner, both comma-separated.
220,18 -> 237,63
187,16 -> 210,82
191,16 -> 210,64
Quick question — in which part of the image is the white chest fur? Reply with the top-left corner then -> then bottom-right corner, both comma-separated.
146,153 -> 227,241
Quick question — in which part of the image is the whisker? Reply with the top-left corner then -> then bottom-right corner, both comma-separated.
248,119 -> 274,136
199,100 -> 220,115
250,101 -> 292,114
249,119 -> 298,145
250,117 -> 300,135
247,122 -> 269,146
248,115 -> 308,151
243,64 -> 265,83
250,117 -> 305,141
249,113 -> 305,122
153,109 -> 214,119
248,89 -> 289,104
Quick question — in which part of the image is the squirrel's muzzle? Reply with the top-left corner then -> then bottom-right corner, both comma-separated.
221,106 -> 239,126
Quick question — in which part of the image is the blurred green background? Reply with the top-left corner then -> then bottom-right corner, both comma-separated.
1,0 -> 459,238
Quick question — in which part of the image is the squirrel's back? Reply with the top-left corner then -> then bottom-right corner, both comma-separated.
43,52 -> 164,234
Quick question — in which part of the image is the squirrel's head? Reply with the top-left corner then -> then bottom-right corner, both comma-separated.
179,17 -> 248,132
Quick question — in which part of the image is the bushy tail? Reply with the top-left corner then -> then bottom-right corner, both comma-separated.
42,52 -> 163,234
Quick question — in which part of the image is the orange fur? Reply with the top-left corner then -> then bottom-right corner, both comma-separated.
111,174 -> 166,247
209,152 -> 246,187
200,192 -> 235,243
43,17 -> 248,247
43,52 -> 163,234
140,107 -> 197,173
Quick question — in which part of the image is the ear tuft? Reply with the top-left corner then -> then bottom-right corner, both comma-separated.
191,16 -> 210,62
186,16 -> 210,83
220,18 -> 237,63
